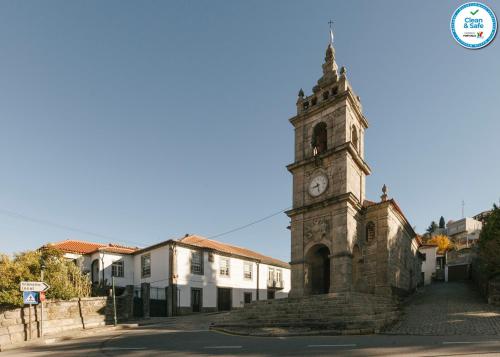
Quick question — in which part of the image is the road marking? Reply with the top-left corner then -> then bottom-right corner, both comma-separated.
308,344 -> 357,348
442,341 -> 499,345
101,347 -> 148,350
204,345 -> 243,349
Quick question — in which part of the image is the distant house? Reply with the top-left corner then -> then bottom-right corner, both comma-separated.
446,217 -> 482,248
419,243 -> 439,285
45,235 -> 291,316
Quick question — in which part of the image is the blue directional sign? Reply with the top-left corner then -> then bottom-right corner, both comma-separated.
23,291 -> 39,305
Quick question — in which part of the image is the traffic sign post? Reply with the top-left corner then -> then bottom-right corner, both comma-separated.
20,281 -> 50,292
20,281 -> 50,340
23,291 -> 39,305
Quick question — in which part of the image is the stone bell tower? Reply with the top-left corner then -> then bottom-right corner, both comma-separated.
286,35 -> 371,297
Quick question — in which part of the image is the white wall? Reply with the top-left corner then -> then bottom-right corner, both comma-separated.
419,246 -> 437,285
174,246 -> 290,309
134,245 -> 170,288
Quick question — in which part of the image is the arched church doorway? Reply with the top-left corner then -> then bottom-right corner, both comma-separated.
305,244 -> 331,294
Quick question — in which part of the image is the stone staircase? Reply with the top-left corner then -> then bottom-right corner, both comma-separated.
211,292 -> 400,336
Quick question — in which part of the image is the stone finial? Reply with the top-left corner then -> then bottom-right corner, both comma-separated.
322,43 -> 338,77
298,88 -> 304,98
381,184 -> 388,202
340,66 -> 346,75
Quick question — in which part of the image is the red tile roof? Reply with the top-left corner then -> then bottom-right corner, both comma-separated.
46,240 -> 137,255
179,235 -> 290,269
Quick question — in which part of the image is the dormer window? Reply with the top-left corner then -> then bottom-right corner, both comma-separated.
312,122 -> 327,156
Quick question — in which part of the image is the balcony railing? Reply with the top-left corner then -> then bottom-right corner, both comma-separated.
267,279 -> 284,289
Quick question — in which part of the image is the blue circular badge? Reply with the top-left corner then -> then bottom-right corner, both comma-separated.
451,2 -> 497,49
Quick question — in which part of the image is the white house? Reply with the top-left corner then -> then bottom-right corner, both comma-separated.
446,217 -> 482,248
418,243 -> 438,285
46,235 -> 291,316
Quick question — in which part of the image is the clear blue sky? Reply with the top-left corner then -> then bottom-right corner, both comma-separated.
0,1 -> 499,261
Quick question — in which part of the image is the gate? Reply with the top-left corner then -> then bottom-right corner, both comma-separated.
133,287 -> 143,318
150,287 -> 167,317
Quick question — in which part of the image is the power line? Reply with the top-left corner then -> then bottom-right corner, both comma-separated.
0,208 -> 148,248
208,206 -> 291,240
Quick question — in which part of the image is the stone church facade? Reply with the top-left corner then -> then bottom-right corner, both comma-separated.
286,39 -> 421,298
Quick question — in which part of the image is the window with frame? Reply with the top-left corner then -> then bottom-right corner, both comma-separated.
243,262 -> 253,280
191,250 -> 203,275
111,259 -> 124,278
219,257 -> 230,276
276,268 -> 282,283
141,254 -> 151,278
268,267 -> 275,281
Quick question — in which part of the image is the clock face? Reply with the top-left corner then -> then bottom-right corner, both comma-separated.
308,174 -> 328,197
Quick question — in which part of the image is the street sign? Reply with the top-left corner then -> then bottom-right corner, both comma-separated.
20,281 -> 50,292
23,291 -> 39,305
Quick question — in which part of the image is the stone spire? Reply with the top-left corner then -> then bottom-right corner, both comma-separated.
322,42 -> 338,77
316,28 -> 339,89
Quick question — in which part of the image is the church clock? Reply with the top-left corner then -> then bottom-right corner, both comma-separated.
308,174 -> 328,197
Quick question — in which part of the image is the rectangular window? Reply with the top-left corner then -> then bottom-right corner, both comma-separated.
276,268 -> 282,283
191,250 -> 203,275
141,254 -> 151,278
111,259 -> 124,277
268,267 -> 275,281
243,262 -> 252,280
219,257 -> 230,276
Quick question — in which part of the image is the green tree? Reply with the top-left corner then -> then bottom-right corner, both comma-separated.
478,204 -> 500,278
439,216 -> 446,229
426,221 -> 438,234
0,248 -> 91,308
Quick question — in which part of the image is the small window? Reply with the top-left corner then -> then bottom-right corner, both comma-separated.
141,254 -> 151,278
268,267 -> 275,281
303,101 -> 309,110
219,257 -> 230,276
422,253 -> 427,262
267,290 -> 275,300
311,97 -> 317,106
331,87 -> 338,96
191,250 -> 203,275
243,262 -> 253,280
276,268 -> 282,283
351,124 -> 359,152
366,221 -> 376,243
322,91 -> 329,100
111,260 -> 124,278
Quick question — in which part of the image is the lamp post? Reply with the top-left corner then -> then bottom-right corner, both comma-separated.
40,261 -> 46,338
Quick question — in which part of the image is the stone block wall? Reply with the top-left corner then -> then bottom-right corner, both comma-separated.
0,287 -> 134,351
488,280 -> 500,306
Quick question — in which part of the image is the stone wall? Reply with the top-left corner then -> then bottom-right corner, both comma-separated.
488,280 -> 500,306
0,287 -> 134,350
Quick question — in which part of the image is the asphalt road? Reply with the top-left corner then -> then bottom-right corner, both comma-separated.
4,325 -> 500,357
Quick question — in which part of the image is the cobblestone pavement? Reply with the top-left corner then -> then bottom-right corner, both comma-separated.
386,281 -> 500,336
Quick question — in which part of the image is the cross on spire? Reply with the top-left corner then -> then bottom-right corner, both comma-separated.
328,20 -> 334,45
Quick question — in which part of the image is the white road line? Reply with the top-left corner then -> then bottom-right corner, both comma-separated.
101,347 -> 148,350
204,345 -> 243,349
308,344 -> 357,348
442,341 -> 499,345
